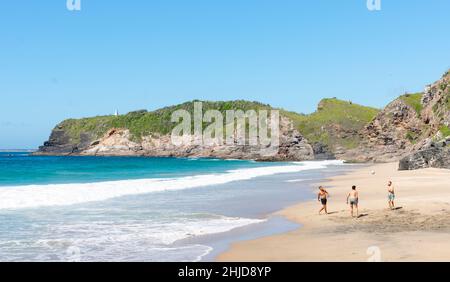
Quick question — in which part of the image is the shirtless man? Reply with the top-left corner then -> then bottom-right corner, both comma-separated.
387,180 -> 395,210
317,186 -> 329,215
346,185 -> 359,218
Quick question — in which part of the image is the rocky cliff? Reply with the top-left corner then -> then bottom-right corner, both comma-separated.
76,117 -> 315,161
37,101 -> 315,161
344,94 -> 427,162
282,98 -> 380,160
399,145 -> 450,171
36,70 -> 450,167
342,70 -> 450,166
397,71 -> 450,169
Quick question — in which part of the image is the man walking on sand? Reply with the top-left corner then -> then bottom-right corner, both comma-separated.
388,180 -> 395,210
346,185 -> 359,218
317,186 -> 329,215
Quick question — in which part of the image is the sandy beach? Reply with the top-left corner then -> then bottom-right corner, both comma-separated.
218,163 -> 450,262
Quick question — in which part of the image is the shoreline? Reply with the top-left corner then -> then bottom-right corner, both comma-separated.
0,155 -> 350,261
177,162 -> 358,262
217,162 -> 450,262
195,163 -> 364,261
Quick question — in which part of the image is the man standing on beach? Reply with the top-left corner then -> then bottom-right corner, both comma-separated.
317,186 -> 329,215
388,181 -> 395,210
346,186 -> 359,218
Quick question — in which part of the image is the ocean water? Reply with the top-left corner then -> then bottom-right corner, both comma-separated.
0,152 -> 351,261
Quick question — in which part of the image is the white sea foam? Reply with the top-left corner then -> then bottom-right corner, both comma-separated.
285,178 -> 313,183
0,160 -> 344,210
34,216 -> 264,246
0,216 -> 263,262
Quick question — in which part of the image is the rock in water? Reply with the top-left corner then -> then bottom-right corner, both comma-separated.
399,147 -> 450,170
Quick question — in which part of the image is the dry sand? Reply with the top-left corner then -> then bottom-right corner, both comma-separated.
218,163 -> 450,262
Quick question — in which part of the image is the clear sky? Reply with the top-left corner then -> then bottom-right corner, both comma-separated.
1,0 -> 449,149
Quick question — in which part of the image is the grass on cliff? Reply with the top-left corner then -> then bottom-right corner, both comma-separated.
282,98 -> 380,149
405,130 -> 420,144
57,100 -> 274,144
60,116 -> 116,144
440,125 -> 450,138
55,99 -> 380,150
399,93 -> 423,115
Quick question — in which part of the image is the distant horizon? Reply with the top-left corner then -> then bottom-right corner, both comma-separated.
0,149 -> 37,152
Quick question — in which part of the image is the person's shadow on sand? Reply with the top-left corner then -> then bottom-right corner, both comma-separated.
357,214 -> 369,218
392,207 -> 403,211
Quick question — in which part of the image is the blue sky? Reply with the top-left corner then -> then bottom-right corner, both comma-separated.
1,0 -> 449,149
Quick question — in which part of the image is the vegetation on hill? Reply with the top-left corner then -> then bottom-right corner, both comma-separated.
54,98 -> 381,151
57,100 -> 274,144
399,93 -> 424,115
282,98 -> 380,150
440,125 -> 450,138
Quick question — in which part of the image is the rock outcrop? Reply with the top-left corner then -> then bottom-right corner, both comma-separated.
84,120 -> 314,161
312,142 -> 336,160
343,70 -> 450,164
38,125 -> 94,155
399,147 -> 450,170
36,70 -> 450,167
345,97 -> 426,162
397,71 -> 450,169
37,105 -> 315,161
420,71 -> 450,129
286,98 -> 380,161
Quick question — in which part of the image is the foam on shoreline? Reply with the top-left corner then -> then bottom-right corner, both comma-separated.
0,160 -> 343,210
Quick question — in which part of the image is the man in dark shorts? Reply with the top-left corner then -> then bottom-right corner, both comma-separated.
317,186 -> 329,215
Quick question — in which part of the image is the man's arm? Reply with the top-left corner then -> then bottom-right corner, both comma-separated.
346,193 -> 349,203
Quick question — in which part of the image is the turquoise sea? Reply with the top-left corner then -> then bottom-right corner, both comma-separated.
0,152 -> 350,261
